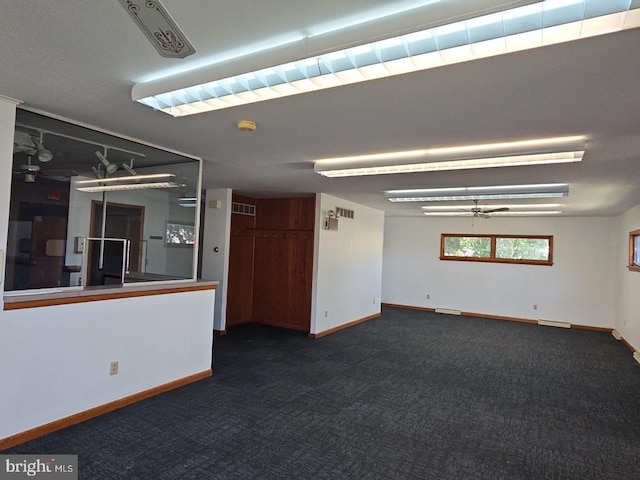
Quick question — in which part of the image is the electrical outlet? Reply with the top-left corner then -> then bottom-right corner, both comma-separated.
427,294 -> 430,300
533,304 -> 538,310
110,361 -> 119,375
373,298 -> 376,304
324,310 -> 328,318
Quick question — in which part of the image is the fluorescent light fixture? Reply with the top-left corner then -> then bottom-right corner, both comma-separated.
75,173 -> 175,185
391,193 -> 568,202
423,210 -> 562,216
76,182 -> 183,193
386,183 -> 570,202
421,203 -> 562,210
426,136 -> 585,156
315,149 -> 427,165
133,1 -> 640,116
314,136 -> 585,177
315,151 -> 583,177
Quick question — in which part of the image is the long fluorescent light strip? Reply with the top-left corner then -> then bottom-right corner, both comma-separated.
315,136 -> 584,165
423,210 -> 562,216
421,203 -> 562,210
389,193 -> 568,202
77,182 -> 182,192
386,183 -> 569,195
135,1 -> 640,116
316,151 -> 583,177
75,173 -> 175,185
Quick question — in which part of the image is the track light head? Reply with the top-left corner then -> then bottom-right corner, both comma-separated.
91,166 -> 105,179
122,162 -> 137,176
33,134 -> 53,162
95,150 -> 117,174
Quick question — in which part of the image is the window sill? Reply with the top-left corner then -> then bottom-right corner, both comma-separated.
440,256 -> 553,266
3,280 -> 218,310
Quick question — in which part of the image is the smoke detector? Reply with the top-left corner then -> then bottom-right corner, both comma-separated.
237,120 -> 256,132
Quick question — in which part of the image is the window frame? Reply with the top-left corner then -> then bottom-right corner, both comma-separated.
628,229 -> 640,272
440,233 -> 553,266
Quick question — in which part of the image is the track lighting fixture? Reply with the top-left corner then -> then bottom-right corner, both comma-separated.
33,132 -> 53,163
91,166 -> 105,179
122,160 -> 137,176
95,150 -> 118,175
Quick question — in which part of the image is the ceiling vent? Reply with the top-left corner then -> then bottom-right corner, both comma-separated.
232,202 -> 255,216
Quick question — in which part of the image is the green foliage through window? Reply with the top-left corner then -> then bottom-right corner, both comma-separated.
166,222 -> 196,246
495,237 -> 549,261
441,234 -> 552,265
443,236 -> 491,258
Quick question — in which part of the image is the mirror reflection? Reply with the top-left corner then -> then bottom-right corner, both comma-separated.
6,109 -> 201,291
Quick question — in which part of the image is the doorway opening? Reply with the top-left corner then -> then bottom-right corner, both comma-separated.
87,200 -> 144,286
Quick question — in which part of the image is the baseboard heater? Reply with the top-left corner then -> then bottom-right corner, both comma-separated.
537,319 -> 571,329
435,308 -> 461,315
633,351 -> 640,365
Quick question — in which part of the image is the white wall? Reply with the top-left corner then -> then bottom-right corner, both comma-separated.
615,204 -> 640,351
0,100 -> 215,442
0,290 -> 214,439
200,188 -> 232,331
311,194 -> 385,335
382,216 -> 616,328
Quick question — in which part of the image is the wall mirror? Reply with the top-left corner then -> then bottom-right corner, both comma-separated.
5,109 -> 201,292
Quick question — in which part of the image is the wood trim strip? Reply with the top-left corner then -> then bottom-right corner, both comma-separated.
382,303 -> 436,312
571,324 -> 613,333
310,313 -> 380,339
0,369 -> 212,451
4,283 -> 217,311
460,310 -> 538,325
383,303 -> 612,331
620,336 -> 638,354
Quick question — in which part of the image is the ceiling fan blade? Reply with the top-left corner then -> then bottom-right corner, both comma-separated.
483,207 -> 510,214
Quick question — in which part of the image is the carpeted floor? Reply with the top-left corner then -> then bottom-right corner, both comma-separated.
5,306 -> 640,479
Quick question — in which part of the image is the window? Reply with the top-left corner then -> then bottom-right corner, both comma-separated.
165,221 -> 196,246
628,229 -> 640,272
441,234 -> 553,266
5,109 -> 201,291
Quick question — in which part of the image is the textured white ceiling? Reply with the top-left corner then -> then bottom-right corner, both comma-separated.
2,0 -> 639,217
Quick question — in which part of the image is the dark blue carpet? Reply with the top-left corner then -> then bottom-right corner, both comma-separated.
6,307 -> 640,479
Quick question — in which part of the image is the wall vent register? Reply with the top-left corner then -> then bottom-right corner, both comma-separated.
232,202 -> 256,216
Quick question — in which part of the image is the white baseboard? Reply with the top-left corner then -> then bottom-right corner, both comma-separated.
538,319 -> 571,329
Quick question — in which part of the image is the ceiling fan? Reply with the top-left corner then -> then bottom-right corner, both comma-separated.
13,156 -> 78,183
467,199 -> 510,218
